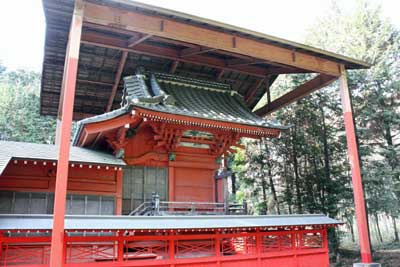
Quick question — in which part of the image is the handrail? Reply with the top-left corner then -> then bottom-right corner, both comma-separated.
129,196 -> 247,216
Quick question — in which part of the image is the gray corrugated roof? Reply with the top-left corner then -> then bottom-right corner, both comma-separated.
0,214 -> 340,230
0,141 -> 125,175
129,73 -> 286,130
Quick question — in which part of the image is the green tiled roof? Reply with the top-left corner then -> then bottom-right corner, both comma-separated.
124,72 -> 285,130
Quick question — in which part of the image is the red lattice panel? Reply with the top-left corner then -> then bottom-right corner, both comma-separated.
66,242 -> 116,263
300,232 -> 323,249
1,243 -> 50,266
125,240 -> 168,260
261,234 -> 292,252
175,239 -> 215,258
221,236 -> 256,256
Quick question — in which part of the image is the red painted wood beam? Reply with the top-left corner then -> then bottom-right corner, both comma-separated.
168,166 -> 175,202
50,1 -> 84,266
115,169 -> 123,215
339,65 -> 372,263
255,73 -> 337,116
106,50 -> 128,112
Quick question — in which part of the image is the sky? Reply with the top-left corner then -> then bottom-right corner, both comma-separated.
0,0 -> 399,71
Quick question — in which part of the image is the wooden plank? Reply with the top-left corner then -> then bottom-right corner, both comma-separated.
83,2 -> 341,76
255,74 -> 337,116
106,51 -> 128,112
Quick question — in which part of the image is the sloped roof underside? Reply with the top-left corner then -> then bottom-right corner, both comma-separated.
41,0 -> 369,120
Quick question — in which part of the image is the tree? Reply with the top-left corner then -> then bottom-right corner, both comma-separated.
0,67 -> 56,143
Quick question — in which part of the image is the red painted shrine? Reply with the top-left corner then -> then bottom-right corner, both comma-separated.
0,0 -> 374,266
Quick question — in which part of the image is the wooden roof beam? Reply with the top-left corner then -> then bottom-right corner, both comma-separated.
106,51 -> 128,112
245,78 -> 266,104
216,69 -> 225,80
81,31 -> 269,78
170,60 -> 179,74
255,74 -> 338,116
83,2 -> 341,76
127,33 -> 152,47
180,46 -> 217,57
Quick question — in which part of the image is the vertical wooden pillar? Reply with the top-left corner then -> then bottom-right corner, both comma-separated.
49,1 -> 83,266
169,232 -> 175,267
339,66 -> 372,263
168,166 -> 175,201
115,168 -> 123,215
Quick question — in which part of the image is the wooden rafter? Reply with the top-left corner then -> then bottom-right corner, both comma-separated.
244,78 -> 265,104
81,31 -> 306,78
106,51 -> 128,112
255,74 -> 338,116
180,46 -> 217,57
170,60 -> 179,74
216,69 -> 225,80
127,33 -> 152,47
83,2 -> 341,76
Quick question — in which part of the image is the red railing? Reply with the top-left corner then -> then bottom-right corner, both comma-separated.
0,227 -> 329,267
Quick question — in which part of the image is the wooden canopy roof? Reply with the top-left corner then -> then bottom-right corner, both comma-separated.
41,0 -> 370,121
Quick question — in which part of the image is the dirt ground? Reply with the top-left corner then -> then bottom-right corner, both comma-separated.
330,249 -> 400,267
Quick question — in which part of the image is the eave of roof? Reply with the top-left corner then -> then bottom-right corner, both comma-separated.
0,141 -> 125,175
0,214 -> 341,230
96,0 -> 370,69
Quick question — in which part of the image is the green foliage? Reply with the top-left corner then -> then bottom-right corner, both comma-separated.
232,0 -> 400,253
0,64 -> 56,143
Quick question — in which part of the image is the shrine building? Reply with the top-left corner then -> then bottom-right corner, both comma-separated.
0,0 -> 375,266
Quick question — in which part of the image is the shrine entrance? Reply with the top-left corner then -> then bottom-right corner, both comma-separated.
122,166 -> 168,214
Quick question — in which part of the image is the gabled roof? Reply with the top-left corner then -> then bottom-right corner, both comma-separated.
0,141 -> 125,175
126,73 -> 286,130
40,0 -> 370,119
0,214 -> 340,230
72,72 -> 286,145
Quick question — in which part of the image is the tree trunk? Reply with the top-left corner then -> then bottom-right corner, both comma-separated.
291,127 -> 303,213
319,104 -> 330,214
260,176 -> 268,215
267,161 -> 281,215
349,220 -> 355,243
374,213 -> 383,243
231,172 -> 237,196
392,216 -> 399,242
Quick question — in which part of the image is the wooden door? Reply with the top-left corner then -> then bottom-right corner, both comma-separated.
122,166 -> 168,215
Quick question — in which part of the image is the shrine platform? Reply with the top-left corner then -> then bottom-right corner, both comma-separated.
0,214 -> 338,267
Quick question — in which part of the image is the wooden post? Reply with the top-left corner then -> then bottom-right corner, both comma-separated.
49,1 -> 83,266
115,168 -> 123,215
339,66 -> 372,263
168,166 -> 175,202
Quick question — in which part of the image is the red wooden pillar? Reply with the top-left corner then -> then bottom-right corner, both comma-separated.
339,66 -> 372,263
49,1 -> 83,266
115,168 -> 123,215
168,166 -> 175,201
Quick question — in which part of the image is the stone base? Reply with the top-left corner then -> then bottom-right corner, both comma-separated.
353,263 -> 381,267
